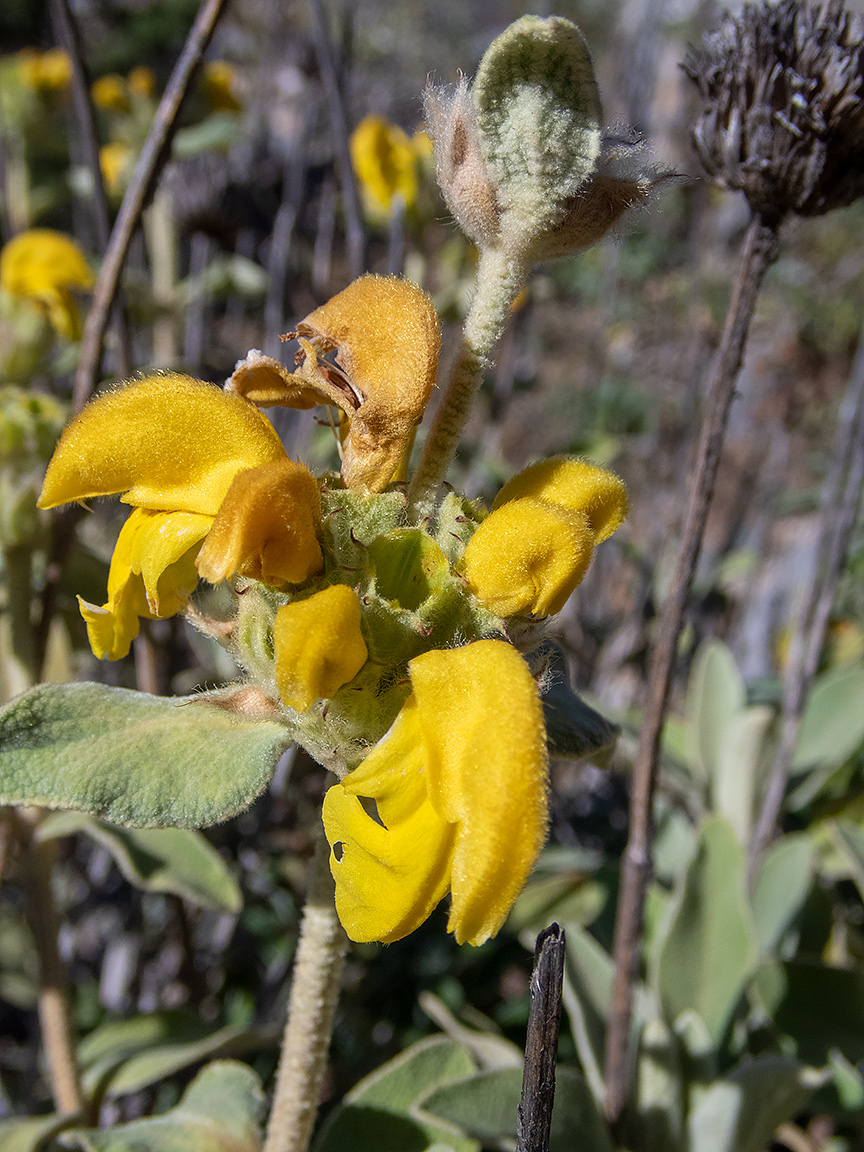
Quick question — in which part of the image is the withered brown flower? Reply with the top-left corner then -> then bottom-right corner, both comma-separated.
683,0 -> 864,222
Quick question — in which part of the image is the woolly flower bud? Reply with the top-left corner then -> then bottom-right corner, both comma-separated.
683,0 -> 864,222
424,15 -> 658,262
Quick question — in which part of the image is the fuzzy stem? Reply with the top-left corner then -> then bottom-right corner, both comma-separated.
263,831 -> 348,1152
16,809 -> 83,1116
747,314 -> 864,883
603,212 -> 779,1128
408,245 -> 527,516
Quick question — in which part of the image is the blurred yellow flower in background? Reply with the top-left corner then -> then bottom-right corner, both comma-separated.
127,65 -> 156,100
0,229 -> 93,341
99,142 -> 134,195
92,73 -> 129,112
350,115 -> 422,218
18,48 -> 72,92
203,60 -> 242,112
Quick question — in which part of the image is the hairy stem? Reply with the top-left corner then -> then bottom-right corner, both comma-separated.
408,245 -> 527,517
16,809 -> 83,1116
748,314 -> 864,883
263,831 -> 348,1152
603,212 -> 780,1127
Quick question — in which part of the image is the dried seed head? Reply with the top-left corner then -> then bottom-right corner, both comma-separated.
683,0 -> 864,222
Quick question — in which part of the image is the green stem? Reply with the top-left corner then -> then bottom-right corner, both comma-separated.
408,245 -> 527,517
263,830 -> 348,1152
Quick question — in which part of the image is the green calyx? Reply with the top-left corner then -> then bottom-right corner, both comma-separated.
230,481 -> 503,775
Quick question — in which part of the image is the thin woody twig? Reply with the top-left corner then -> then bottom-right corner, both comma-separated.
516,923 -> 566,1152
603,211 -> 779,1127
72,0 -> 229,413
307,0 -> 367,281
50,0 -> 132,377
748,317 -> 864,882
15,810 -> 83,1117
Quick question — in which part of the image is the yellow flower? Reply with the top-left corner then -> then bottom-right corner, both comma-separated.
226,275 -> 440,492
351,115 -> 420,216
100,142 -> 134,195
127,66 -> 156,100
18,48 -> 72,92
92,74 -> 129,112
323,639 -> 549,945
203,61 -> 242,112
460,457 -> 628,617
0,229 -> 93,341
38,373 -> 322,659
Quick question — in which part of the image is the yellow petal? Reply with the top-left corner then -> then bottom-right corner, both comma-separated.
323,699 -> 454,942
460,497 -> 595,617
409,640 -> 548,946
129,508 -> 213,613
296,275 -> 440,491
274,584 -> 368,710
78,594 -> 143,661
80,508 -> 208,660
196,458 -> 323,588
492,456 -> 628,543
350,115 -> 419,213
39,375 -> 286,514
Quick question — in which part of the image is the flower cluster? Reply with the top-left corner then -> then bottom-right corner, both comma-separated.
39,272 -> 625,945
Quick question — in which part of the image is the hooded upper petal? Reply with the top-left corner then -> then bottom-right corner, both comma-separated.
491,456 -> 628,543
39,374 -> 286,514
459,498 -> 596,617
410,640 -> 548,945
227,276 -> 440,492
195,458 -> 323,587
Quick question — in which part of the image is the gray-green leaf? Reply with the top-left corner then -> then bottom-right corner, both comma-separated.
687,1057 -> 815,1152
37,813 -> 241,912
313,1036 -> 478,1152
419,1066 -> 612,1152
60,1061 -> 264,1152
656,817 -> 758,1044
0,683 -> 292,828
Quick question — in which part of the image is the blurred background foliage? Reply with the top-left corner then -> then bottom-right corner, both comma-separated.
3,0 -> 864,1149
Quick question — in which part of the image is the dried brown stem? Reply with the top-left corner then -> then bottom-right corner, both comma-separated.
16,809 -> 83,1116
748,315 -> 864,881
263,830 -> 348,1152
307,0 -> 367,282
516,924 -> 566,1152
72,0 -> 229,413
50,0 -> 132,377
603,211 -> 779,1127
